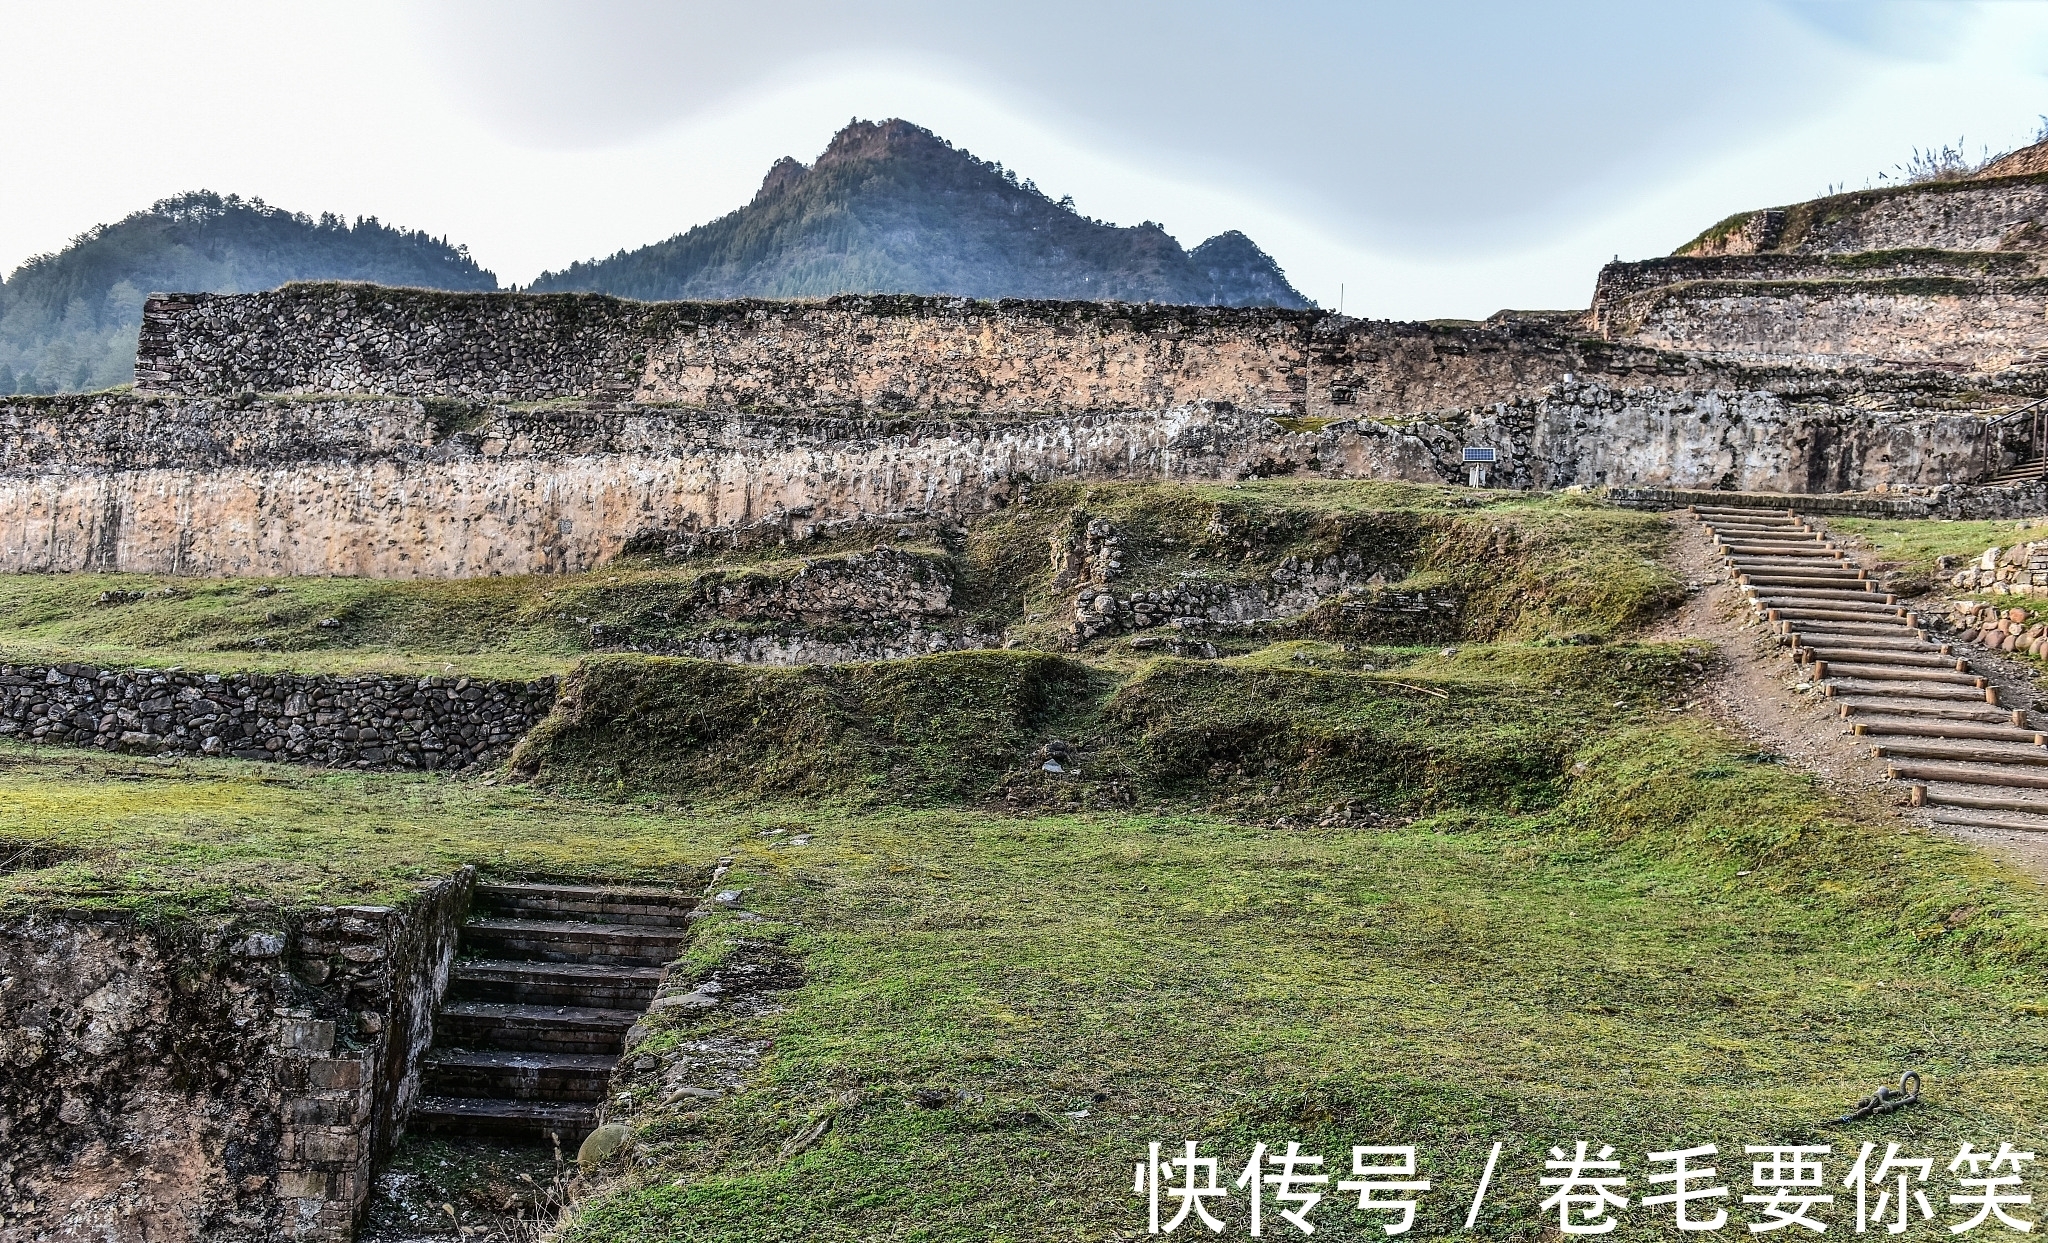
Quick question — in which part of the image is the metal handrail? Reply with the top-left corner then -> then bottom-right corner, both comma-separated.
1981,394 -> 2048,481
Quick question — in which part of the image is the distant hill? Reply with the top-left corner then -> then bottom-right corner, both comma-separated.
529,119 -> 1311,309
0,192 -> 496,394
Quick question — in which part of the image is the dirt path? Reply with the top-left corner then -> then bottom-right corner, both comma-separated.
1648,510 -> 2048,884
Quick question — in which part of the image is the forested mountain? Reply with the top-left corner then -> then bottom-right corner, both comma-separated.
0,192 -> 495,394
529,119 -> 1310,308
3,121 -> 1308,394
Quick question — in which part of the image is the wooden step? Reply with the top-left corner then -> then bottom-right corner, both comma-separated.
1758,589 -> 1900,606
1812,663 -> 1978,685
1922,807 -> 2048,833
1797,648 -> 1958,669
1911,784 -> 2048,815
1825,680 -> 1994,703
1790,637 -> 1946,658
1871,740 -> 2048,766
1691,506 -> 1797,519
407,1095 -> 599,1142
1851,717 -> 2046,745
1836,698 -> 2019,722
1737,574 -> 1874,589
1780,622 -> 1926,640
460,917 -> 690,967
1890,762 -> 2048,791
476,881 -> 696,927
1760,600 -> 1907,620
1722,545 -> 1845,559
1770,609 -> 1914,626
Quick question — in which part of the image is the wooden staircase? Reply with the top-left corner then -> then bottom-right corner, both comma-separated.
409,882 -> 693,1143
1694,506 -> 2048,835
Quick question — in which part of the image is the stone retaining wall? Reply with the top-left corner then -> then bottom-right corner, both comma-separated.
1597,278 -> 2048,369
1586,250 -> 2043,335
0,868 -> 475,1242
5,381 -> 2034,577
0,664 -> 556,768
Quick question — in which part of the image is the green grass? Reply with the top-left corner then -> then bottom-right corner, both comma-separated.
1831,515 -> 2048,588
0,745 -> 719,914
509,641 -> 1704,812
555,718 -> 2048,1242
0,482 -> 1681,678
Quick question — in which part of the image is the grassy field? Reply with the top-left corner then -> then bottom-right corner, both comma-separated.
0,482 -> 1678,678
1831,514 -> 2048,590
6,714 -> 2043,1240
0,745 -> 720,914
10,490 -> 2042,1239
557,719 -> 2048,1242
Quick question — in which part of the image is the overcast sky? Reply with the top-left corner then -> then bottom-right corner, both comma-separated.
5,1 -> 2048,319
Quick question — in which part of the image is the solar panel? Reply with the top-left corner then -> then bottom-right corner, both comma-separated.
1462,447 -> 1497,463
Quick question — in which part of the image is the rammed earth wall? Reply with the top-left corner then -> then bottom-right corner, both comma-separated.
0,869 -> 474,1243
0,664 -> 555,768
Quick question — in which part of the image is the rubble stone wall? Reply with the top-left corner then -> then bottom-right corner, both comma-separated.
1586,250 -> 2043,334
0,663 -> 556,769
130,286 -> 1697,421
1603,279 -> 2048,369
0,382 -> 2017,577
0,869 -> 474,1243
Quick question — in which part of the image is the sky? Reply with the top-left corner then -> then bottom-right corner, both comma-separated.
4,1 -> 2048,319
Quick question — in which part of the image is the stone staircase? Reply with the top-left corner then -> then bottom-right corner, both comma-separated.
1988,457 -> 2048,487
1696,505 -> 2048,835
409,882 -> 693,1143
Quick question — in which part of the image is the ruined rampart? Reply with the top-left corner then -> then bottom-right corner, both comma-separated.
1586,250 -> 2043,334
1,378 -> 2014,577
0,279 -> 2037,580
1598,278 -> 2048,369
0,869 -> 474,1243
1678,173 -> 2048,257
133,285 -> 1699,418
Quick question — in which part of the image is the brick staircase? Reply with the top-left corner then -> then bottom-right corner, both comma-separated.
409,882 -> 693,1143
1694,506 -> 2048,834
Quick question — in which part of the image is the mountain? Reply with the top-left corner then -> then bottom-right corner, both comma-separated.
0,192 -> 496,394
528,119 -> 1311,309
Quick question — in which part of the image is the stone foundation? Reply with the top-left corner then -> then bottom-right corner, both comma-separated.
0,869 -> 474,1242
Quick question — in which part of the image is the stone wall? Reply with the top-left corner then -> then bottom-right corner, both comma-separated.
136,286 -> 655,402
1781,177 -> 2048,255
1586,250 -> 2043,335
0,868 -> 474,1243
131,286 -> 1700,421
1416,381 -> 1996,494
1676,176 -> 2048,257
1,380 -> 2026,578
0,664 -> 555,769
1601,279 -> 2048,370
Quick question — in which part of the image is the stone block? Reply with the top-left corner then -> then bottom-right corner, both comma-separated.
306,1058 -> 366,1091
279,1019 -> 336,1055
299,1129 -> 359,1167
275,1169 -> 331,1199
